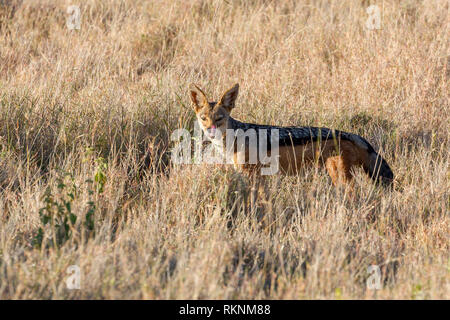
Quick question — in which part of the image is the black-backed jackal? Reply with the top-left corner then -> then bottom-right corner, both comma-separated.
189,83 -> 394,189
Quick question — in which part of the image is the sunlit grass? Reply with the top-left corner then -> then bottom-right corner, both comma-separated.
0,0 -> 448,299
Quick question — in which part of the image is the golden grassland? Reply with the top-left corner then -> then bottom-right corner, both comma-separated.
0,0 -> 448,299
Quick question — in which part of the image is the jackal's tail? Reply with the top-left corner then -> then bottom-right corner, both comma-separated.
363,146 -> 394,186
343,132 -> 394,186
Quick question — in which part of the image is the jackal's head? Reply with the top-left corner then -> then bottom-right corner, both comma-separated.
189,83 -> 239,139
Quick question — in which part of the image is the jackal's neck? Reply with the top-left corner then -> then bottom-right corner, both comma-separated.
214,116 -> 241,144
226,116 -> 247,130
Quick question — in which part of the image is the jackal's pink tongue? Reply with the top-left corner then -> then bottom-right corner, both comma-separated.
207,126 -> 217,137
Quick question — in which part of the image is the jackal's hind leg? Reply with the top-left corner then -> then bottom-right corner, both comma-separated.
325,155 -> 353,186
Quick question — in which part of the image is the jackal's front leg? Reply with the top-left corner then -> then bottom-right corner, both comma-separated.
249,174 -> 259,212
246,167 -> 272,216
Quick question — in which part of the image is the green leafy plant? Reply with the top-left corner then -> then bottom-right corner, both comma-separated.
33,171 -> 100,249
94,157 -> 107,194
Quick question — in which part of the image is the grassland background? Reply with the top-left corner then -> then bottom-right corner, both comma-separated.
0,0 -> 448,299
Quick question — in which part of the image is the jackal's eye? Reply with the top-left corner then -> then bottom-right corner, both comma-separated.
200,115 -> 207,121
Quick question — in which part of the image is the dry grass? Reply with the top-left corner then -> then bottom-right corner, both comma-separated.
0,0 -> 448,299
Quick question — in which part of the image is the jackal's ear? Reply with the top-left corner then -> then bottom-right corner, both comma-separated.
189,84 -> 208,112
219,83 -> 239,112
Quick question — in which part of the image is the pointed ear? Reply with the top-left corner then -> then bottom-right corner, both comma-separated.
189,83 -> 208,112
219,83 -> 239,112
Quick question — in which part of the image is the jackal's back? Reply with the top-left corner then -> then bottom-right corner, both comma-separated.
228,117 -> 394,184
230,118 -> 368,148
